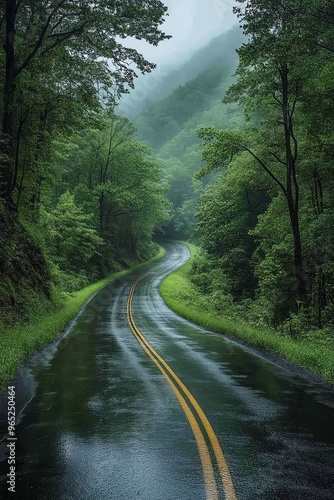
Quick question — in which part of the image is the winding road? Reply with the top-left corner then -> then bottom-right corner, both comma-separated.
1,242 -> 334,499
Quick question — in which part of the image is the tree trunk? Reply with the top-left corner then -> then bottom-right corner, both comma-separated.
287,201 -> 308,305
281,64 -> 308,307
1,0 -> 16,206
99,193 -> 104,236
29,110 -> 48,216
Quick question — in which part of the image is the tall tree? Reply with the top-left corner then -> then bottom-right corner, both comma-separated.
0,0 -> 170,208
49,112 -> 171,267
0,1 -> 171,323
197,0 -> 321,306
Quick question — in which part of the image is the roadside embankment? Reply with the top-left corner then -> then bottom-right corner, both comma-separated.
159,242 -> 334,385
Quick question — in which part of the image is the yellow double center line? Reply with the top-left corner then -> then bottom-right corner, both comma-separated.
127,275 -> 237,500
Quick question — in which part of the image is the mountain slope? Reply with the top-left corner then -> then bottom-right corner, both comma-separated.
118,26 -> 244,118
131,28 -> 245,237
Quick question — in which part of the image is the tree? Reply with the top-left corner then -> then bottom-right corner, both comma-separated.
191,0 -> 334,329
197,0 -> 320,307
49,112 -> 171,266
0,1 -> 171,322
48,191 -> 103,274
0,0 -> 171,208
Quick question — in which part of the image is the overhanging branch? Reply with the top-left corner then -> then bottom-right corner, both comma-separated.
243,146 -> 287,197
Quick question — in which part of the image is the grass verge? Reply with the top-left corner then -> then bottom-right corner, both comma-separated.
159,242 -> 334,385
0,246 -> 165,390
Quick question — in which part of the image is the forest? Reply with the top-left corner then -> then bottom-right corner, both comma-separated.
135,1 -> 334,341
0,1 -> 171,328
197,0 -> 334,336
1,0 -> 334,347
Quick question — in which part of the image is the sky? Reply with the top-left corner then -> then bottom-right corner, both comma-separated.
127,0 -> 238,66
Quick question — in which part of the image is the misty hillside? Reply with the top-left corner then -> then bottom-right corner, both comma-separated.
132,27 -> 245,237
118,26 -> 244,118
135,64 -> 232,150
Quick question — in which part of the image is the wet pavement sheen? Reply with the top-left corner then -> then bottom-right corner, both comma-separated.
1,242 -> 334,499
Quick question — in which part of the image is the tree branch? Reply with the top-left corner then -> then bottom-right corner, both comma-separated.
270,151 -> 286,166
317,42 -> 334,53
15,0 -> 67,77
290,115 -> 298,164
15,0 -> 23,14
49,15 -> 65,34
40,24 -> 85,56
272,92 -> 283,106
111,209 -> 143,218
243,146 -> 287,196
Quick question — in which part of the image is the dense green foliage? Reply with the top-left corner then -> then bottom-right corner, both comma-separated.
191,0 -> 334,335
0,1 -> 171,328
160,243 -> 334,384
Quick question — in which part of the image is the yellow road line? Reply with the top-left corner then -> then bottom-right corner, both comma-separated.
127,275 -> 237,500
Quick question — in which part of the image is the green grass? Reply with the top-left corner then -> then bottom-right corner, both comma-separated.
160,242 -> 334,385
0,245 -> 165,390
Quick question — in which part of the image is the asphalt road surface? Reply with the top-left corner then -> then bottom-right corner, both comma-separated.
1,242 -> 334,499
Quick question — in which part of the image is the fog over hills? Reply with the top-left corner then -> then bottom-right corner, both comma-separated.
118,25 -> 244,118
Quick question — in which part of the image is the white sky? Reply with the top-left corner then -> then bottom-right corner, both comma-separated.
127,0 -> 238,66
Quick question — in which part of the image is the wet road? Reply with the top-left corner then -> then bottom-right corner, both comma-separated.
1,242 -> 334,499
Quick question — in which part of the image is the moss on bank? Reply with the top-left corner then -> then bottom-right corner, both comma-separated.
0,210 -> 52,327
0,246 -> 165,390
159,242 -> 334,385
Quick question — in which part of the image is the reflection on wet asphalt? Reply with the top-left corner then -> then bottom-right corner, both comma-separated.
1,242 -> 334,499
